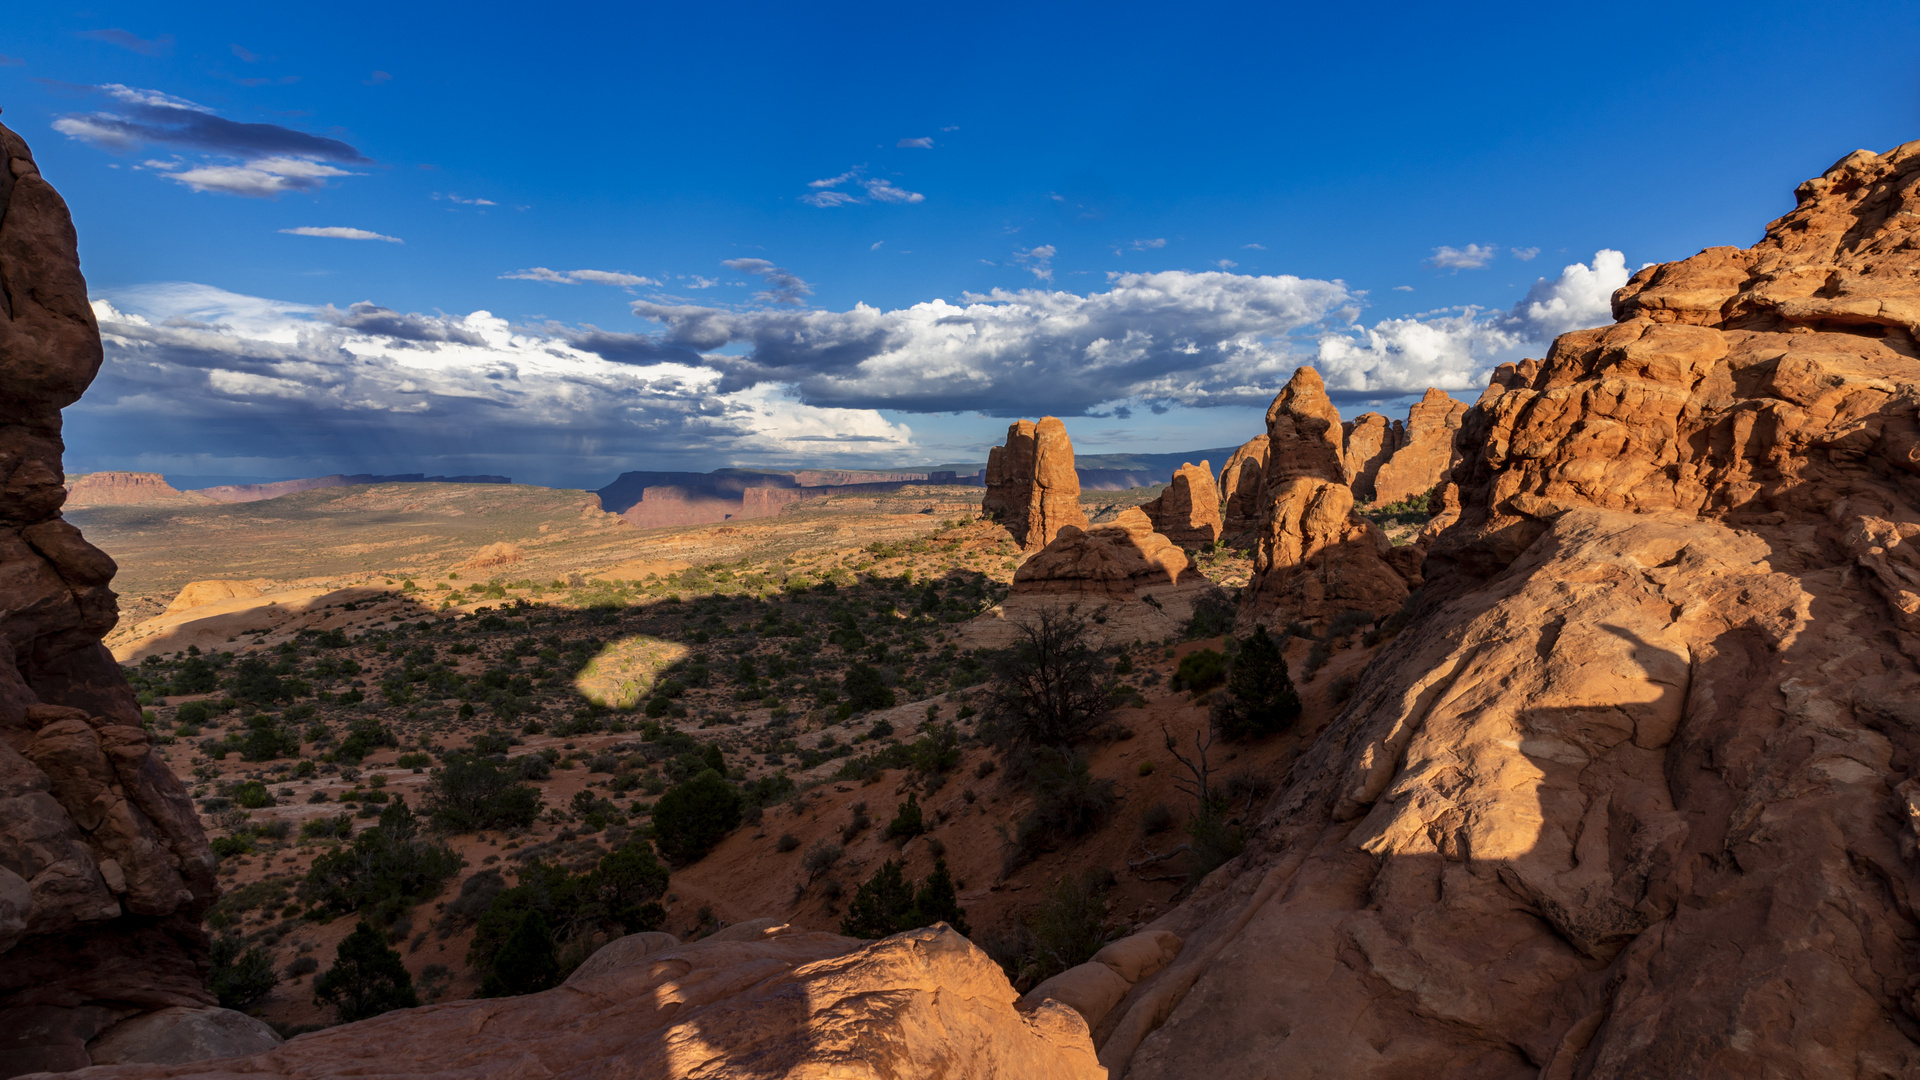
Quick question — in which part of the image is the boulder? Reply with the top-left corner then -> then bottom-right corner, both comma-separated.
1217,433 -> 1269,542
1370,387 -> 1467,506
0,119 -> 216,1080
85,1007 -> 280,1067
34,926 -> 1104,1080
159,580 -> 262,618
562,931 -> 680,985
1242,367 -> 1412,629
1104,139 -> 1920,1080
982,416 -> 1090,549
1139,461 -> 1223,548
1012,507 -> 1197,597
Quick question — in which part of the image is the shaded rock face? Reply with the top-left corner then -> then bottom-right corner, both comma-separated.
1341,412 -> 1403,502
1139,461 -> 1223,548
1243,367 -> 1412,628
1217,434 -> 1269,542
1371,387 -> 1467,506
1103,141 -> 1920,1080
982,416 -> 1090,549
0,121 -> 215,1078
1013,507 -> 1199,597
40,926 -> 1105,1080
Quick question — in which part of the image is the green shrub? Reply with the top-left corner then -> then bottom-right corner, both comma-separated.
842,662 -> 895,712
1210,626 -> 1301,741
985,606 -> 1115,747
426,755 -> 542,833
210,835 -> 253,859
301,813 -> 353,840
176,700 -> 214,726
481,910 -> 560,997
1170,649 -> 1227,694
241,714 -> 301,761
839,857 -> 969,939
313,921 -> 419,1022
300,799 -> 461,921
1184,591 -> 1238,639
885,793 -> 925,843
208,935 -> 277,1010
229,780 -> 275,808
467,839 -> 668,987
651,770 -> 742,865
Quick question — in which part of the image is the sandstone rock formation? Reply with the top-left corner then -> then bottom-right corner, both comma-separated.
62,474 -> 209,509
1098,141 -> 1920,1079
1139,461 -> 1223,548
1243,367 -> 1413,628
0,120 -> 217,1078
84,1007 -> 280,1067
1370,386 -> 1467,506
38,926 -> 1104,1080
982,417 -> 1090,549
1012,507 -> 1199,597
1021,929 -> 1183,1032
1341,412 -> 1402,502
158,581 -> 262,618
1217,433 -> 1269,542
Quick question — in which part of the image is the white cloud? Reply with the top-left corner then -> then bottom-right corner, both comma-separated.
801,190 -> 861,208
1429,243 -> 1497,270
808,169 -> 863,189
75,284 -> 914,482
165,157 -> 356,197
280,226 -> 403,243
871,241 -> 885,251
1131,238 -> 1167,251
434,193 -> 497,206
897,137 -> 934,148
800,165 -> 924,206
685,276 -> 719,289
720,259 -> 814,305
1392,285 -> 1414,292
1496,249 -> 1630,341
1013,245 -> 1056,282
864,179 -> 925,204
1214,259 -> 1237,270
1242,243 -> 1266,250
1510,246 -> 1540,261
500,268 -> 658,288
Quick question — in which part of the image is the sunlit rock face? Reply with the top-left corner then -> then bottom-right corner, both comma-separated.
1103,140 -> 1920,1080
982,416 -> 1090,550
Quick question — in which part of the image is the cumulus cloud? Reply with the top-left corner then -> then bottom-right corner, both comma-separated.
1013,245 -> 1056,282
897,137 -> 934,148
720,259 -> 813,305
280,226 -> 402,243
1429,243 -> 1497,270
74,284 -> 913,483
53,84 -> 367,198
1511,246 -> 1540,261
1496,249 -> 1630,341
501,268 -> 658,288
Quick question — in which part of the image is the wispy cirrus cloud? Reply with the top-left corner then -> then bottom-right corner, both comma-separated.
721,259 -> 813,305
52,84 -> 368,198
501,268 -> 658,288
79,29 -> 173,56
280,226 -> 402,243
800,165 -> 925,207
897,137 -> 934,148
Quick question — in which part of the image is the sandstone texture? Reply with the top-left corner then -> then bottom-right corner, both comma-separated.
32,926 -> 1104,1080
1243,367 -> 1413,628
1013,506 -> 1199,597
982,417 -> 1090,549
0,120 -> 217,1077
1371,387 -> 1467,506
62,474 -> 209,509
1341,412 -> 1402,502
1098,141 -> 1920,1079
85,1007 -> 280,1067
1139,460 -> 1223,548
1217,433 -> 1269,542
158,581 -> 262,618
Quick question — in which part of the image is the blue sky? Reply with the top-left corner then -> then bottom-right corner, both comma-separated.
6,1 -> 1918,488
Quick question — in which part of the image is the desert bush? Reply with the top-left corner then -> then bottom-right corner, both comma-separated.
1140,802 -> 1175,835
313,921 -> 419,1022
467,838 -> 669,988
1005,748 -> 1115,872
885,793 -> 926,843
802,840 -> 844,882
176,700 -> 214,726
650,769 -> 742,865
208,934 -> 277,1010
300,799 -> 461,922
839,857 -> 969,939
988,869 -> 1111,992
984,606 -> 1115,747
300,813 -> 353,840
775,833 -> 800,853
240,714 -> 301,762
482,909 -> 560,997
1184,591 -> 1238,639
840,802 -> 871,844
1210,625 -> 1301,741
1169,649 -> 1227,695
842,662 -> 895,712
512,753 -> 552,781
426,755 -> 542,833
228,780 -> 275,808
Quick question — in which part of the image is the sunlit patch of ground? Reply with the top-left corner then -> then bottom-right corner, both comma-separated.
573,635 -> 691,708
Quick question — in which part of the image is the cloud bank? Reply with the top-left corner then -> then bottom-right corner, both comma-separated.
281,226 -> 402,243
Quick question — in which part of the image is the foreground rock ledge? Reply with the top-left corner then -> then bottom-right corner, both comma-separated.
26,926 -> 1104,1080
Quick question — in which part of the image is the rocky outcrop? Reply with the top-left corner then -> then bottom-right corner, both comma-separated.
0,120 -> 216,1078
1139,461 -> 1223,548
1012,507 -> 1200,597
1341,413 -> 1402,502
1101,141 -> 1920,1080
1243,368 -> 1413,628
1370,387 -> 1467,506
158,581 -> 261,618
39,925 -> 1104,1080
1217,434 -> 1269,542
62,474 -> 207,509
982,417 -> 1090,549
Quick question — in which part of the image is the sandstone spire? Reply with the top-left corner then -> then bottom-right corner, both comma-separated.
1370,387 -> 1466,506
981,416 -> 1090,549
1216,433 -> 1269,542
1139,460 -> 1223,548
1340,412 -> 1401,502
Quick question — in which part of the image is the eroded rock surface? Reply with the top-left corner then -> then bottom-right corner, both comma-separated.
1371,387 -> 1466,506
33,926 -> 1104,1080
1243,367 -> 1413,628
1218,434 -> 1269,543
1342,412 -> 1402,502
0,120 -> 215,1079
1139,461 -> 1223,548
1104,140 -> 1920,1080
1013,507 -> 1199,597
982,417 -> 1091,549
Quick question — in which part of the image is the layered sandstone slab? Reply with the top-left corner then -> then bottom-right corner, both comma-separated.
1370,387 -> 1466,506
982,417 -> 1090,549
1243,367 -> 1412,628
0,120 -> 217,1079
1139,461 -> 1223,548
1104,140 -> 1920,1080
63,474 -> 210,509
35,926 -> 1104,1080
1013,507 -> 1200,597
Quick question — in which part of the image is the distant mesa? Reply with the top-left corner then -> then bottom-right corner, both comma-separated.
596,468 -> 974,531
63,471 -> 511,508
